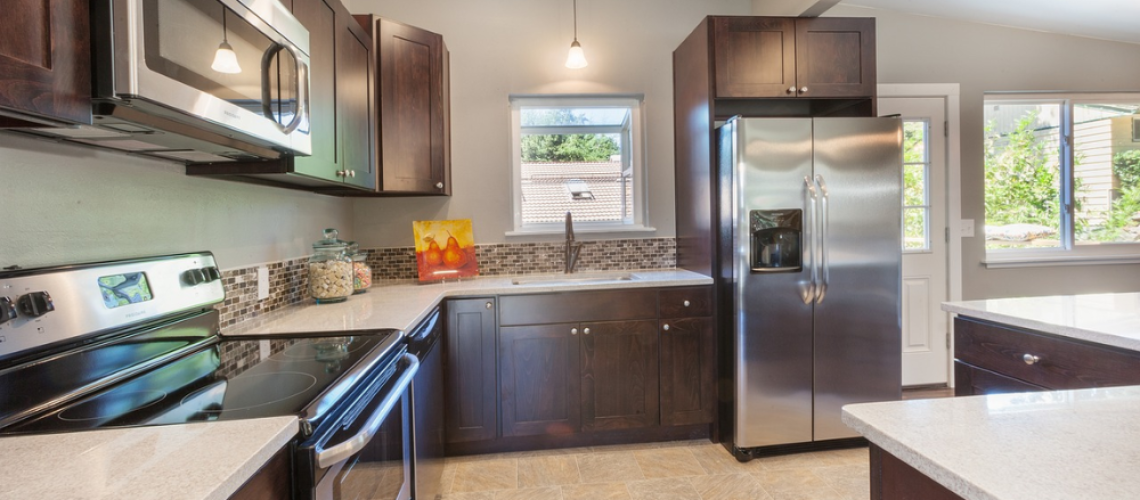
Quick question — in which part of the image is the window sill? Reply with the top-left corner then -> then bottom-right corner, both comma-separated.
505,224 -> 658,238
983,251 -> 1140,269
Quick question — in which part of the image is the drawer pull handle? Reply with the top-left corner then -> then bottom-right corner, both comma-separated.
571,328 -> 578,335
1022,353 -> 1041,365
683,300 -> 691,307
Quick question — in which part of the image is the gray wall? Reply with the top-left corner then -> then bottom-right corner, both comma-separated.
826,5 -> 1140,299
345,0 -> 751,247
0,134 -> 353,270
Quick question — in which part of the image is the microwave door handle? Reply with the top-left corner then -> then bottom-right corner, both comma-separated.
278,45 -> 306,135
315,353 -> 420,469
260,44 -> 282,127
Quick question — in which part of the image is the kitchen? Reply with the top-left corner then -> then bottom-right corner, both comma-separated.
2,0 -> 1140,499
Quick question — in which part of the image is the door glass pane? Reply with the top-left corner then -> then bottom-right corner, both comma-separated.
903,121 -> 927,163
904,208 -> 927,250
1072,104 -> 1140,245
902,120 -> 930,251
904,164 -> 925,207
984,102 -> 1064,249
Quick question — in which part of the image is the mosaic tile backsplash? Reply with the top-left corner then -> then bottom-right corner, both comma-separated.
216,237 -> 676,331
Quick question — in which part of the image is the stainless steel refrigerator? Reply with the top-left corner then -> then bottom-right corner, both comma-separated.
718,116 -> 902,452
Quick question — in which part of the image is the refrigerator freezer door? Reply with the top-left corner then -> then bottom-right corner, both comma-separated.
727,118 -> 816,448
811,118 -> 903,441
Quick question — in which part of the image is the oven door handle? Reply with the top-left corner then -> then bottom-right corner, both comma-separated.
316,353 -> 419,469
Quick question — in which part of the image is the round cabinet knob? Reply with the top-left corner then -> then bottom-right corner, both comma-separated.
436,182 -> 444,189
683,300 -> 691,307
336,170 -> 346,177
799,86 -> 808,94
348,170 -> 356,178
485,302 -> 493,310
571,328 -> 578,335
17,292 -> 54,318
1022,353 -> 1041,365
583,328 -> 591,335
787,86 -> 796,94
663,324 -> 670,331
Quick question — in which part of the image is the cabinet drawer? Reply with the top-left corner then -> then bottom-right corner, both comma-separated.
955,317 -> 1140,390
499,289 -> 658,326
953,361 -> 1047,397
658,286 -> 713,318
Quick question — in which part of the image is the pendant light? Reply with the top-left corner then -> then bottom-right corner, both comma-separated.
211,7 -> 242,74
565,0 -> 587,69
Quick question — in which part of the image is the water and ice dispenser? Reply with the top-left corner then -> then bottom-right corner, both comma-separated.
749,209 -> 802,272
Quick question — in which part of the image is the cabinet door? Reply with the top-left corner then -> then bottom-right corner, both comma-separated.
0,0 -> 91,126
500,323 -> 581,436
581,320 -> 659,431
794,17 -> 875,98
338,11 -> 376,189
712,17 -> 796,98
953,361 -> 1047,397
445,298 -> 499,443
660,317 -> 715,426
290,0 -> 339,182
378,19 -> 447,194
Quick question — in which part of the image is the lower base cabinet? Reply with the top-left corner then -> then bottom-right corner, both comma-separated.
500,323 -> 581,437
228,445 -> 292,500
870,444 -> 963,500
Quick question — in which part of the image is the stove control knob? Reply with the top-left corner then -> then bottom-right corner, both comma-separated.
0,297 -> 16,324
182,269 -> 206,286
17,292 -> 54,318
204,267 -> 222,282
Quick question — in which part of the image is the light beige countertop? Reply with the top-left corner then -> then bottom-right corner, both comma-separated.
0,416 -> 297,500
943,292 -> 1140,352
843,386 -> 1140,500
227,269 -> 713,336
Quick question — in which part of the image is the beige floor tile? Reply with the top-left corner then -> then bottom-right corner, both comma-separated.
812,464 -> 870,482
518,454 -> 581,487
561,483 -> 632,500
626,477 -> 702,500
829,447 -> 871,466
443,493 -> 495,500
752,468 -> 839,496
451,458 -> 519,493
827,477 -> 870,500
492,486 -> 564,500
576,451 -> 644,484
441,462 -> 458,493
689,473 -> 772,500
633,447 -> 706,478
766,490 -> 845,500
687,444 -> 761,475
589,441 -> 664,453
753,450 -> 847,470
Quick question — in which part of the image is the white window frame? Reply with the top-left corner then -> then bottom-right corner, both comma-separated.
983,92 -> 1140,268
506,94 -> 651,236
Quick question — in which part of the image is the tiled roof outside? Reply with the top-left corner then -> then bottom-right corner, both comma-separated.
521,162 -> 629,224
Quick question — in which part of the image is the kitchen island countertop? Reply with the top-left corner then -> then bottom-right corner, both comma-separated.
0,416 -> 297,500
226,269 -> 713,336
942,292 -> 1140,352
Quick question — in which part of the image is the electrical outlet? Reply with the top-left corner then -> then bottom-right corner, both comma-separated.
257,265 -> 269,300
960,219 -> 975,238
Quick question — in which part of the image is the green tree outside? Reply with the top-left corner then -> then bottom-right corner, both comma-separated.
520,109 -> 619,163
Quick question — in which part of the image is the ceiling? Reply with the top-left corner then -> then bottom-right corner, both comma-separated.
841,0 -> 1140,45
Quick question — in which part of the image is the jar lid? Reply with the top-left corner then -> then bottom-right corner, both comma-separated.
313,228 -> 348,251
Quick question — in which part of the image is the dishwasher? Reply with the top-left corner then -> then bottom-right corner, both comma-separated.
407,307 -> 445,500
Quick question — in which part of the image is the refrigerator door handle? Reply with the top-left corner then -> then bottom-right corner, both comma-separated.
802,176 -> 818,304
814,174 -> 830,304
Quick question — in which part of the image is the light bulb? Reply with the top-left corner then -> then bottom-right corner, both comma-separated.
211,41 -> 242,74
565,40 -> 587,69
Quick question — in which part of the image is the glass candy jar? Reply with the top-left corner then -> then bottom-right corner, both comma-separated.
309,228 -> 354,304
348,242 -> 372,294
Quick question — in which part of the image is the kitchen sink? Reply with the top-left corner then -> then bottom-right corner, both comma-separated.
510,272 -> 637,286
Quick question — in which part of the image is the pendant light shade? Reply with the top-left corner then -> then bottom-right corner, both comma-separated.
211,9 -> 242,74
565,0 -> 587,69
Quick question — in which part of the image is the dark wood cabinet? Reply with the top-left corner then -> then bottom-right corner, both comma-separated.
870,444 -> 963,500
711,16 -> 875,100
499,323 -> 582,437
953,317 -> 1140,396
227,445 -> 292,500
0,0 -> 91,127
187,0 -> 375,191
660,317 -> 716,426
581,320 -> 659,432
356,16 -> 451,196
444,298 -> 499,443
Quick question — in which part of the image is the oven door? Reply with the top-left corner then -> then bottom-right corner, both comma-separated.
299,353 -> 419,500
109,0 -> 312,155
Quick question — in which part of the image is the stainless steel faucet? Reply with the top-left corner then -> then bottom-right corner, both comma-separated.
564,212 -> 583,274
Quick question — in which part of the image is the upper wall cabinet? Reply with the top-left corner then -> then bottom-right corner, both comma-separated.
0,0 -> 91,127
356,16 -> 452,196
712,16 -> 875,100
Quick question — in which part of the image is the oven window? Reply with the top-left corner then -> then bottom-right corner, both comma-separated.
141,0 -> 299,128
333,393 -> 411,500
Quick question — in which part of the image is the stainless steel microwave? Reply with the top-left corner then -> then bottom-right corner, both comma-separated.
73,0 -> 312,162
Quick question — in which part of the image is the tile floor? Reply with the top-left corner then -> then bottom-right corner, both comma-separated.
439,440 -> 870,500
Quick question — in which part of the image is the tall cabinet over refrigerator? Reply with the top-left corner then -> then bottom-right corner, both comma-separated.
718,117 -> 902,457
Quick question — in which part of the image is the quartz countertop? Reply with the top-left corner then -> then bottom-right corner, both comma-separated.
843,386 -> 1140,500
0,416 -> 297,500
942,292 -> 1140,352
227,269 -> 712,336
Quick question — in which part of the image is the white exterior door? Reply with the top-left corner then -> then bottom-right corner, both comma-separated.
880,97 -> 950,387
